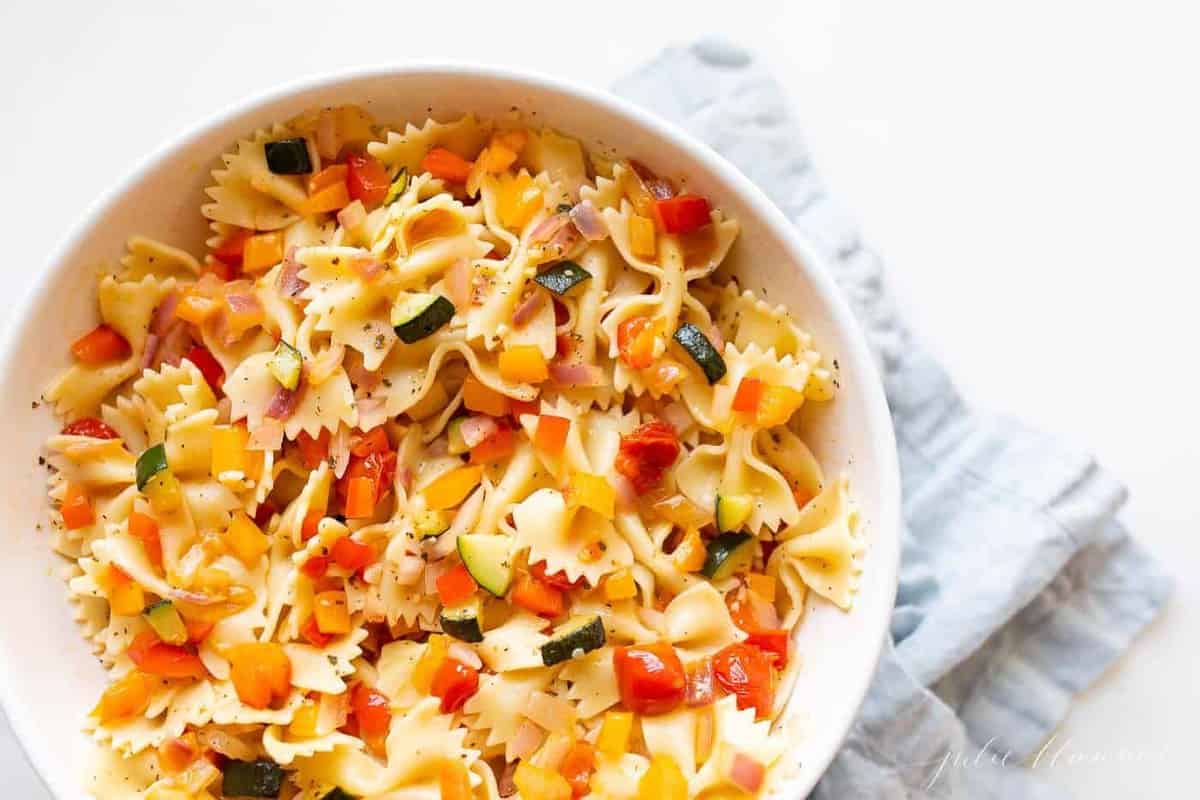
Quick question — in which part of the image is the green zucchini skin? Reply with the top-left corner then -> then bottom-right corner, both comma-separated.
392,294 -> 456,344
540,615 -> 606,666
135,444 -> 169,490
701,532 -> 756,580
673,323 -> 727,384
457,534 -> 514,597
143,599 -> 188,645
440,598 -> 484,643
221,759 -> 285,798
264,138 -> 313,175
533,261 -> 591,296
321,791 -> 357,800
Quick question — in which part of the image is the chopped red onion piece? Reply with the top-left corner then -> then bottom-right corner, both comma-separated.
529,212 -> 571,245
352,257 -> 385,283
248,418 -> 284,451
278,250 -> 308,299
708,324 -> 726,353
511,291 -> 545,328
548,361 -> 606,387
330,425 -> 352,478
508,720 -> 545,762
686,658 -> 716,707
613,474 -> 637,511
569,201 -> 608,241
460,416 -> 499,449
729,752 -> 766,793
224,292 -> 261,314
337,200 -> 367,231
447,641 -> 483,671
150,291 -> 180,336
661,401 -> 693,434
445,257 -> 473,311
265,386 -> 300,420
140,334 -> 160,371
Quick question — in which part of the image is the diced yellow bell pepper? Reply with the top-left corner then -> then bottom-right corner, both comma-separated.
242,232 -> 284,273
497,172 -> 544,230
604,569 -> 637,601
629,214 -> 657,259
498,345 -> 549,384
514,761 -> 572,800
673,530 -> 707,573
746,573 -> 777,602
755,385 -> 805,428
597,710 -> 634,757
211,424 -> 248,476
288,702 -> 320,738
412,634 -> 449,693
314,590 -> 351,635
638,755 -> 688,800
143,470 -> 183,514
480,144 -> 518,174
423,465 -> 485,511
109,578 -> 146,617
224,512 -> 270,566
567,472 -> 615,519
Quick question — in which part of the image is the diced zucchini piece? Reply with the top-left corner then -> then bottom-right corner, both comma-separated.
143,599 -> 187,645
267,341 -> 303,391
456,534 -> 514,596
221,759 -> 285,798
446,417 -> 469,455
701,533 -> 756,581
264,138 -> 313,175
541,615 -> 606,666
673,322 -> 727,384
135,444 -> 169,491
321,790 -> 357,800
391,293 -> 455,344
715,493 -> 753,533
414,509 -> 451,539
533,261 -> 591,296
384,168 -> 409,205
440,596 -> 484,643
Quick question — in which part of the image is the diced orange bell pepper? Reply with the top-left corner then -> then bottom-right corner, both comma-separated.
746,573 -> 777,602
92,670 -> 157,724
469,426 -> 515,465
732,377 -> 765,414
435,562 -> 478,607
71,324 -> 130,365
303,180 -> 351,215
420,147 -> 474,184
314,590 -> 352,635
510,398 -> 540,419
617,316 -> 659,370
242,232 -> 284,273
440,759 -> 475,800
423,465 -> 484,511
331,536 -> 376,572
61,482 -> 94,530
301,509 -> 324,542
533,415 -> 570,456
462,376 -> 509,417
227,642 -> 291,709
559,740 -> 596,798
497,172 -> 544,230
411,634 -> 449,693
296,429 -> 331,470
211,227 -> 252,267
480,144 -> 518,174
129,510 -> 162,568
350,426 -> 390,457
629,214 -> 657,259
755,385 -> 805,428
510,572 -> 565,618
223,511 -> 270,566
673,530 -> 707,573
498,345 -> 549,384
343,476 -> 377,519
308,163 -> 348,195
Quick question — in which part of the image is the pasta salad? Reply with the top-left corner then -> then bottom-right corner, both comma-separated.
41,106 -> 862,800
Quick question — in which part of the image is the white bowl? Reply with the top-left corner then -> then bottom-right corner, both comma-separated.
0,65 -> 900,799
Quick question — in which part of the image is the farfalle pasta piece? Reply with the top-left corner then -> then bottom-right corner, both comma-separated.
661,583 -> 746,662
202,122 -> 308,230
556,646 -> 621,719
768,475 -> 862,611
477,611 -> 550,672
463,667 -> 557,760
511,488 -> 632,586
119,235 -> 201,281
368,114 -> 491,175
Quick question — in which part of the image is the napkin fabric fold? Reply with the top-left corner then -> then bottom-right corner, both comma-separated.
614,40 -> 1172,799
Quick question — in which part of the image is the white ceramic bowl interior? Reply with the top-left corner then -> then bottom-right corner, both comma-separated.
0,65 -> 900,799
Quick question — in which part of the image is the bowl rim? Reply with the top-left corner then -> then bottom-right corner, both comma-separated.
0,61 -> 900,799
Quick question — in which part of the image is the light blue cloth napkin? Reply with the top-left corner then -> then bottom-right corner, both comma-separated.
614,41 -> 1173,799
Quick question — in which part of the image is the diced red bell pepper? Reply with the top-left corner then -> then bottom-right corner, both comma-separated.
61,417 -> 120,439
420,147 -> 474,184
533,415 -> 570,456
71,325 -> 131,365
712,642 -> 774,719
430,657 -> 480,713
331,536 -> 376,572
346,153 -> 391,207
469,425 -> 515,465
301,615 -> 333,648
351,683 -> 392,747
510,571 -> 565,618
128,511 -> 162,568
531,561 -> 583,591
211,227 -> 253,267
127,631 -> 208,680
655,194 -> 712,234
613,643 -> 686,715
350,426 -> 390,457
296,429 -> 330,470
614,420 -> 680,495
184,346 -> 225,393
300,555 -> 329,580
436,563 -> 478,607
343,476 -> 377,519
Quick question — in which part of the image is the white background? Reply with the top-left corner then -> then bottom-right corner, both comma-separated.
1,1 -> 1195,796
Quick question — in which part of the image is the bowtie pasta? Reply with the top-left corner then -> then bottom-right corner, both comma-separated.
41,106 -> 862,800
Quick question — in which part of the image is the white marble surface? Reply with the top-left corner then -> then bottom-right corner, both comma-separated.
1,1 -> 1195,795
